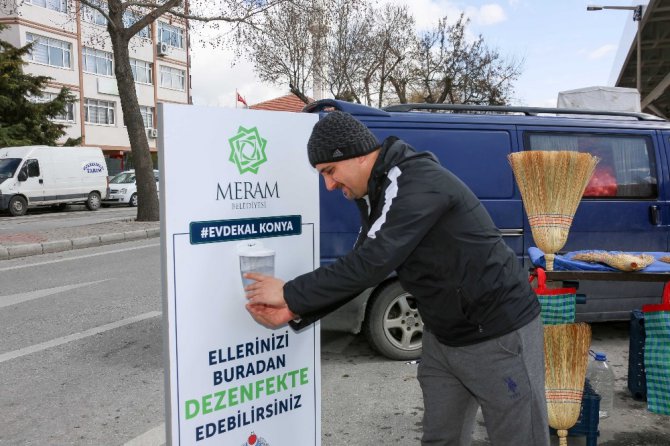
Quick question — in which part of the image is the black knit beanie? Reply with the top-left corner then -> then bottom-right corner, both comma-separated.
307,111 -> 380,166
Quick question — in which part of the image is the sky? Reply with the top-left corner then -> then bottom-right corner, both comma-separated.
189,0 -> 644,108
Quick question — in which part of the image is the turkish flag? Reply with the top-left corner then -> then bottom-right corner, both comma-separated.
236,92 -> 248,107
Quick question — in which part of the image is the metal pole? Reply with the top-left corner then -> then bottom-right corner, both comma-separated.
636,15 -> 642,94
587,5 -> 643,94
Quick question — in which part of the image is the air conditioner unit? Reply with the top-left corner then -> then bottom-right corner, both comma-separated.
147,128 -> 158,139
156,42 -> 168,57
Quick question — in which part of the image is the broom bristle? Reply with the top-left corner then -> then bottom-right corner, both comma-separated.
509,151 -> 598,270
544,323 -> 592,436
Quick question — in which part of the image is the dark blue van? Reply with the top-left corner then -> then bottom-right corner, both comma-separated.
304,99 -> 670,360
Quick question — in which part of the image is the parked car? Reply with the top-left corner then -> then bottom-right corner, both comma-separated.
103,169 -> 159,207
0,146 -> 107,216
306,99 -> 670,360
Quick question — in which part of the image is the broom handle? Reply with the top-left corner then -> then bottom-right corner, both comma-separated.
545,253 -> 555,271
557,429 -> 568,446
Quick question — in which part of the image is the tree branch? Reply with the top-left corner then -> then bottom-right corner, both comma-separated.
125,0 -> 181,39
79,0 -> 117,32
128,0 -> 291,26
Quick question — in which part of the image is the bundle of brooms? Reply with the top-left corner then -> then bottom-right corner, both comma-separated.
544,323 -> 592,446
508,151 -> 598,270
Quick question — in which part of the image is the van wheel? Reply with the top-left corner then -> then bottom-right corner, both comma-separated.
8,196 -> 28,216
85,192 -> 101,211
363,281 -> 423,360
129,193 -> 138,207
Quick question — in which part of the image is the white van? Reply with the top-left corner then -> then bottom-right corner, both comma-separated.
0,146 -> 108,216
103,169 -> 159,207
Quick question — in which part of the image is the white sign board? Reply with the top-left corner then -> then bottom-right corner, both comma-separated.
159,104 -> 321,446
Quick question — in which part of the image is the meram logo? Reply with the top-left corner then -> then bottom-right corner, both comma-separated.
228,126 -> 268,174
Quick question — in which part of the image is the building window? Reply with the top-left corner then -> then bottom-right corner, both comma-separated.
159,65 -> 185,91
123,11 -> 150,39
26,33 -> 71,68
140,106 -> 154,128
82,2 -> 149,38
29,92 -> 75,122
82,47 -> 113,76
26,0 -> 67,13
81,0 -> 107,26
130,58 -> 153,84
158,22 -> 184,49
85,98 -> 115,125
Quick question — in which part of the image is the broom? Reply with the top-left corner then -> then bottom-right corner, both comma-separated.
508,151 -> 598,270
544,323 -> 592,446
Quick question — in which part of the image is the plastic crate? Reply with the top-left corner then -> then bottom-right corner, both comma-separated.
550,380 -> 601,446
627,309 -> 647,401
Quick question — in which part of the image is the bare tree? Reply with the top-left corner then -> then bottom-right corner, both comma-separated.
243,2 -> 521,109
322,2 -> 415,108
1,0 -> 290,221
367,4 -> 414,107
243,0 -> 315,104
411,14 -> 523,105
324,0 -> 373,103
87,0 -> 293,221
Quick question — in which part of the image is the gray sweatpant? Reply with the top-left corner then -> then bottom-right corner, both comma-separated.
417,316 -> 549,446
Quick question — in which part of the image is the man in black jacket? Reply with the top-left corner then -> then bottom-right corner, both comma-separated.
245,111 -> 549,446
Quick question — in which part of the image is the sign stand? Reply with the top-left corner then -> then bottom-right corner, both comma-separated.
159,105 -> 321,445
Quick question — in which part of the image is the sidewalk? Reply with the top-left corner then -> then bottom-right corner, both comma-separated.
0,218 -> 160,260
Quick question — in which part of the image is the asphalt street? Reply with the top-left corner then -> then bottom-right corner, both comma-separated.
0,239 -> 163,445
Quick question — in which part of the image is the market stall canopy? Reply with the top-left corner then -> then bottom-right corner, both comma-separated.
615,0 -> 670,118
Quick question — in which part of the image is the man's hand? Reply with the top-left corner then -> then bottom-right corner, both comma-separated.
245,304 -> 295,329
244,273 -> 287,308
243,273 -> 297,328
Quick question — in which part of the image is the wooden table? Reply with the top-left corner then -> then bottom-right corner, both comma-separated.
540,270 -> 670,283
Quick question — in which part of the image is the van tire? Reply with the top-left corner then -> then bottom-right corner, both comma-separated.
363,281 -> 423,360
129,193 -> 138,207
8,196 -> 28,216
85,192 -> 101,211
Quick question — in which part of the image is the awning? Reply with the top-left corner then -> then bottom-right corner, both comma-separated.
615,0 -> 670,118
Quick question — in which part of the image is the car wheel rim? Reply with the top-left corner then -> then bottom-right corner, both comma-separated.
12,201 -> 23,212
382,292 -> 423,352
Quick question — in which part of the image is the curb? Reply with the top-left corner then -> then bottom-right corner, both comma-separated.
0,228 -> 160,260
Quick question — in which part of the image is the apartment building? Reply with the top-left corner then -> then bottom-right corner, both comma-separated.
0,0 -> 191,174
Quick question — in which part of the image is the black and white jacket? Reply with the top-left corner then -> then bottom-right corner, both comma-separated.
284,137 -> 539,346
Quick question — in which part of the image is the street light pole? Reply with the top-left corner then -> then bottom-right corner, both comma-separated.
587,5 -> 644,94
634,5 -> 642,94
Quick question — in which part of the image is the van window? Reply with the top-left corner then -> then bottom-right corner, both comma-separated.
110,172 -> 136,184
0,158 -> 21,179
25,159 -> 40,178
525,133 -> 657,199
